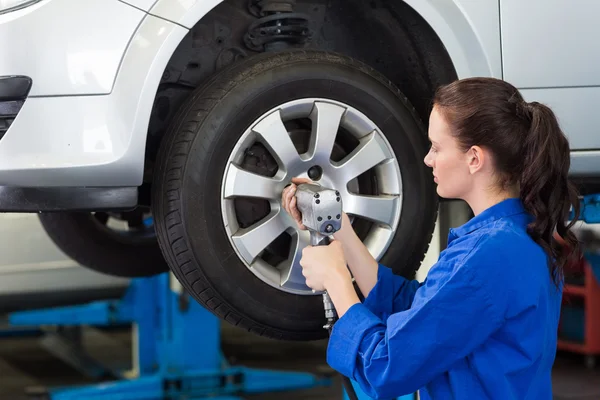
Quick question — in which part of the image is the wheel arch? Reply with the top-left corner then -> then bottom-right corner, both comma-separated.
142,0 -> 489,181
148,0 -> 496,83
401,0 -> 500,80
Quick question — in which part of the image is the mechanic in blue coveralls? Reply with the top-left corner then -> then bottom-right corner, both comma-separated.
281,77 -> 580,399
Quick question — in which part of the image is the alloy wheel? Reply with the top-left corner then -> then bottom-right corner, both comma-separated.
221,98 -> 403,294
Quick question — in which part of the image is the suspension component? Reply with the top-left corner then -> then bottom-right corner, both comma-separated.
249,0 -> 297,16
245,0 -> 313,52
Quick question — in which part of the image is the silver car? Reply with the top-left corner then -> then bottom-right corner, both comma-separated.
0,0 -> 595,340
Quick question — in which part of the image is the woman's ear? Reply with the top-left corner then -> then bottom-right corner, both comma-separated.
467,145 -> 485,174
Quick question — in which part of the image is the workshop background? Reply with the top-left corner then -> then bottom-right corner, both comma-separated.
0,201 -> 597,400
3,0 -> 600,398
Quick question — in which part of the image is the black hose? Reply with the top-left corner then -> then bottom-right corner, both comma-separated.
342,376 -> 360,400
313,234 -> 359,399
327,325 -> 359,400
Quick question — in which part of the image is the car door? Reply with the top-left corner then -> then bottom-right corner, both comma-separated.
500,0 -> 600,154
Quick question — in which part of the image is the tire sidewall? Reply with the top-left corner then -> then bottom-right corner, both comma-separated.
39,212 -> 169,277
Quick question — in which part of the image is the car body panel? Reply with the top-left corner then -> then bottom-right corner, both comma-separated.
500,0 -> 600,88
0,0 -> 144,96
149,0 -> 224,29
122,0 -> 160,11
520,87 -> 600,151
403,0 -> 502,79
500,0 -> 600,151
0,14 -> 187,186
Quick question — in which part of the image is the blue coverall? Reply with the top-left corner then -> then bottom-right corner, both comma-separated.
327,198 -> 561,399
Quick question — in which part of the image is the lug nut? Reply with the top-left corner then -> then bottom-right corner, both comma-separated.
307,165 -> 323,181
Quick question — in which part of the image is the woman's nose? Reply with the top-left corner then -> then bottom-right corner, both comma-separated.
424,152 -> 432,167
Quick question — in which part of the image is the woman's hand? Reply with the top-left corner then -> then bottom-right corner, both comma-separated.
301,240 -> 360,316
300,240 -> 350,291
282,177 -> 351,236
281,177 -> 313,230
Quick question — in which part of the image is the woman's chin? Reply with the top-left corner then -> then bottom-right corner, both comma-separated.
436,184 -> 453,200
435,184 -> 443,197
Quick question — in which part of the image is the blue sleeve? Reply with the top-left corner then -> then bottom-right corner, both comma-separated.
362,264 -> 423,320
326,256 -> 504,399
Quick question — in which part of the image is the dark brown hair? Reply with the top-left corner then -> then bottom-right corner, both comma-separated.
433,77 -> 580,286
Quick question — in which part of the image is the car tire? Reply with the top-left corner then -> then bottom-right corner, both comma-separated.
152,50 -> 438,341
38,211 -> 169,277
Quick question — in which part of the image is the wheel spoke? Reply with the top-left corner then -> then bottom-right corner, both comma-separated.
334,132 -> 391,184
252,111 -> 302,171
308,102 -> 345,163
345,193 -> 400,228
280,229 -> 311,290
224,164 -> 280,200
231,210 -> 291,265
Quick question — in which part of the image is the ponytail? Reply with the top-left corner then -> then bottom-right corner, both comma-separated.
520,102 -> 580,285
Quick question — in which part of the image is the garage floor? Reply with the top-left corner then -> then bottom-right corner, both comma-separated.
0,323 -> 598,400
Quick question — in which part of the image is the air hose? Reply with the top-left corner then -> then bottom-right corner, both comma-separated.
326,321 -> 359,400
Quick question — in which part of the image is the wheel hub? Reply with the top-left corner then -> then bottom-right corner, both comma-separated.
222,98 -> 403,294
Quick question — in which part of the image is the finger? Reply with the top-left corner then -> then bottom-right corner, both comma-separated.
281,186 -> 290,211
292,177 -> 312,185
301,245 -> 311,257
282,185 -> 295,213
286,185 -> 296,208
290,196 -> 300,219
286,191 -> 296,216
290,196 -> 298,216
281,187 -> 292,213
290,197 -> 305,228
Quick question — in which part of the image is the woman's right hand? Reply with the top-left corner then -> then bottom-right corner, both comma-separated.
281,177 -> 313,230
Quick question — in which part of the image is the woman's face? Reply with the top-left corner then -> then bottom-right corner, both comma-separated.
424,106 -> 473,199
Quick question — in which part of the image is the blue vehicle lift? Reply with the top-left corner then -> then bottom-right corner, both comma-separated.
8,272 -> 333,399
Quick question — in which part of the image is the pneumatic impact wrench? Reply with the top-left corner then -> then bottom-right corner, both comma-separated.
295,183 -> 359,400
294,183 -> 343,331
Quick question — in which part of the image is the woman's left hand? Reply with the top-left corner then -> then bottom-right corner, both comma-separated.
301,240 -> 361,317
300,240 -> 352,292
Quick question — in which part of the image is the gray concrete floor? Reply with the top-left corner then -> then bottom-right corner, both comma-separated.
0,322 -> 597,399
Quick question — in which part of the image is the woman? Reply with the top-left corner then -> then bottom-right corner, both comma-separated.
281,77 -> 580,399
